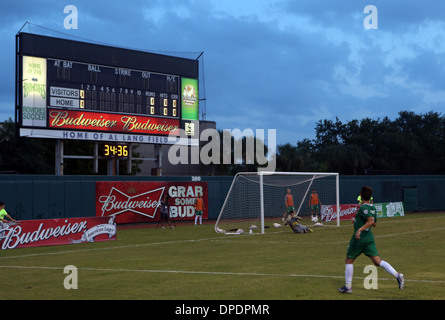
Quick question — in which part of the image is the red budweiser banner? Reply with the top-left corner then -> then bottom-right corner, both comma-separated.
96,181 -> 208,224
0,216 -> 117,250
48,109 -> 180,135
321,204 -> 361,222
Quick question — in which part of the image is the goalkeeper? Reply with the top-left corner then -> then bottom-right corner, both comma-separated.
285,212 -> 313,234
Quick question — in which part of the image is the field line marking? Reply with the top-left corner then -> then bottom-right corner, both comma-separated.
1,218 -> 444,260
0,236 -> 230,260
0,265 -> 443,284
210,226 -> 445,245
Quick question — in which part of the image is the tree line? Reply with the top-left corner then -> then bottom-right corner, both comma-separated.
276,111 -> 445,175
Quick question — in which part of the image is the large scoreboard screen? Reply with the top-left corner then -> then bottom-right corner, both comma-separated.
16,33 -> 199,145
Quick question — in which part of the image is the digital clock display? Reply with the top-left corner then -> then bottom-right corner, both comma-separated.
103,144 -> 129,158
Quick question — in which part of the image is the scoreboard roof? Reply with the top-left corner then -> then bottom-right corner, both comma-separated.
18,32 -> 199,79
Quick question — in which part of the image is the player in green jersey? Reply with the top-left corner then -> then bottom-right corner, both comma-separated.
338,186 -> 405,293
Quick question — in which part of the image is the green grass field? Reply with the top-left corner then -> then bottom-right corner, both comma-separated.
1,213 -> 444,300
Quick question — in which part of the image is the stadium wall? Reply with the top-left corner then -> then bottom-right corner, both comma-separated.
0,175 -> 443,221
339,175 -> 445,212
0,175 -> 233,221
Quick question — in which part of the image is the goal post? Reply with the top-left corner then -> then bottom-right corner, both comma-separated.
215,172 -> 340,234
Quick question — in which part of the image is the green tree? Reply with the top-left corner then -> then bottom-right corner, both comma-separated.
278,110 -> 445,175
276,143 -> 304,172
0,118 -> 54,174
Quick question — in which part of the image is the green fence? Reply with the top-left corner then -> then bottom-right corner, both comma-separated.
0,174 -> 443,221
0,175 -> 233,221
339,175 -> 445,212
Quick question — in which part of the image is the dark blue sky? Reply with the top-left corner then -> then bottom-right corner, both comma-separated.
2,0 -> 445,145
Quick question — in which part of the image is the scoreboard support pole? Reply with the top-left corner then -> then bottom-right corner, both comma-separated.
55,140 -> 64,176
107,158 -> 114,176
127,144 -> 132,174
94,143 -> 99,173
154,144 -> 163,176
55,140 -> 101,176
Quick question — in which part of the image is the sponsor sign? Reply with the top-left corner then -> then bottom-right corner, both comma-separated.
18,128 -> 195,145
0,216 -> 116,250
321,204 -> 360,222
48,109 -> 180,135
96,181 -> 208,224
321,202 -> 405,222
181,78 -> 199,121
374,202 -> 405,218
22,56 -> 47,127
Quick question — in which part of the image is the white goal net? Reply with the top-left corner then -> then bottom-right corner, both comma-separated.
215,172 -> 340,234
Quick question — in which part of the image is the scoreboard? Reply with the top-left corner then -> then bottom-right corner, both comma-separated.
16,33 -> 199,145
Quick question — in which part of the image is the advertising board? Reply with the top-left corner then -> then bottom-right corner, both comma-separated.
96,181 -> 208,224
321,202 -> 405,222
0,216 -> 116,250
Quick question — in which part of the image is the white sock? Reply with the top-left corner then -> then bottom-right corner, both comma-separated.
194,216 -> 198,225
345,264 -> 353,288
380,260 -> 398,278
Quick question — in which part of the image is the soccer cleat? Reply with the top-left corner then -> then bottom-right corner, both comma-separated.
397,273 -> 405,290
338,285 -> 352,294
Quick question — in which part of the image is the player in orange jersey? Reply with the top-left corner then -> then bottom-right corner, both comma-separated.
309,189 -> 322,222
194,196 -> 205,225
282,189 -> 295,222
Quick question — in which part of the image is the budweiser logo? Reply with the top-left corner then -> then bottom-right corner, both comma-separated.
321,204 -> 360,222
0,218 -> 117,250
98,186 -> 165,218
48,109 -> 180,135
0,220 -> 88,250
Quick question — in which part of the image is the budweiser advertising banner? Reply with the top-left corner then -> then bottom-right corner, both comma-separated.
48,109 -> 180,136
0,216 -> 117,250
321,204 -> 360,222
96,181 -> 208,224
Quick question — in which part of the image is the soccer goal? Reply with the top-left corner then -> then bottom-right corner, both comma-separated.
215,172 -> 340,234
